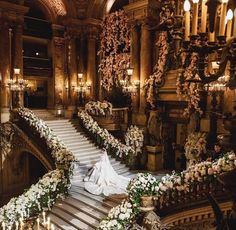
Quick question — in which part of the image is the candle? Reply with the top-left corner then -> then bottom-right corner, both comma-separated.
209,32 -> 215,42
219,0 -> 228,36
226,9 -> 233,40
201,0 -> 207,33
15,222 -> 19,230
51,224 -> 55,230
192,0 -> 199,35
2,222 -> 5,230
47,217 -> 50,230
42,212 -> 46,225
184,0 -> 191,41
37,218 -> 40,230
233,9 -> 236,37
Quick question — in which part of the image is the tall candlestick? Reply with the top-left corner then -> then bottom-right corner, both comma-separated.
51,224 -> 55,230
219,0 -> 228,36
184,0 -> 191,41
226,9 -> 233,40
209,32 -> 215,42
233,9 -> 236,37
192,0 -> 199,35
201,0 -> 207,33
42,212 -> 46,225
47,217 -> 50,230
2,222 -> 5,230
37,218 -> 40,230
15,222 -> 19,230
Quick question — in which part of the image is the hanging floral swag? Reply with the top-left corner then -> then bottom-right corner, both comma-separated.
176,52 -> 203,117
144,1 -> 176,108
98,10 -> 131,91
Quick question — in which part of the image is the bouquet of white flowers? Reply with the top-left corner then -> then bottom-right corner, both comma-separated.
85,101 -> 112,116
184,132 -> 206,165
125,126 -> 144,156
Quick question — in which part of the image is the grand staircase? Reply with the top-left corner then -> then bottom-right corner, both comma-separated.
33,110 -> 134,229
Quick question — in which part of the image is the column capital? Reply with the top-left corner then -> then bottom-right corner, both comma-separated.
53,37 -> 65,47
124,0 -> 159,23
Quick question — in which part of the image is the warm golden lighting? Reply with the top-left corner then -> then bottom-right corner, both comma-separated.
184,0 -> 191,11
127,68 -> 134,76
221,0 -> 228,3
14,68 -> 20,75
226,9 -> 233,21
78,73 -> 83,79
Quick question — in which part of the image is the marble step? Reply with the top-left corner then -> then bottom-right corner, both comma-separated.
50,207 -> 93,230
53,204 -> 97,229
48,213 -> 77,230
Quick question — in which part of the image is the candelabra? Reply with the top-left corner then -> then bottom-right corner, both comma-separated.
75,73 -> 91,106
119,68 -> 140,96
183,0 -> 236,86
7,68 -> 28,108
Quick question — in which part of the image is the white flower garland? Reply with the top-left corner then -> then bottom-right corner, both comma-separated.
78,110 -> 135,158
176,53 -> 203,116
98,152 -> 236,229
0,108 -> 75,227
85,101 -> 113,116
125,126 -> 144,156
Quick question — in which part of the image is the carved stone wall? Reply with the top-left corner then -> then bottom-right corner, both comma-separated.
0,122 -> 54,206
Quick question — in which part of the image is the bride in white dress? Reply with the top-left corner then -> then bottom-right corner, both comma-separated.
84,150 -> 130,196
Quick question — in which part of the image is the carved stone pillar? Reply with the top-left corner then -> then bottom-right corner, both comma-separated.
67,38 -> 77,106
130,24 -> 140,112
52,37 -> 66,109
87,32 -> 97,100
13,24 -> 23,77
0,23 -> 11,122
140,22 -> 152,113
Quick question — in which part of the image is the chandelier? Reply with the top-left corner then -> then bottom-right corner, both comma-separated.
120,67 -> 140,95
75,73 -> 91,93
183,0 -> 236,87
7,68 -> 28,92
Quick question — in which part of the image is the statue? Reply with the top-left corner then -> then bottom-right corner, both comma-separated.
147,109 -> 162,146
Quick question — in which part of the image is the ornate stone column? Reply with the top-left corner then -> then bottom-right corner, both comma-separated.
130,24 -> 140,112
87,29 -> 98,101
52,36 -> 66,110
0,22 -> 11,122
140,21 -> 152,114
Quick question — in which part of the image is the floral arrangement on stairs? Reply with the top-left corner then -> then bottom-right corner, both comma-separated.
78,110 -> 135,158
176,53 -> 203,117
125,125 -> 144,156
0,108 -> 75,227
97,151 -> 236,229
184,132 -> 207,166
98,10 -> 131,91
85,101 -> 113,116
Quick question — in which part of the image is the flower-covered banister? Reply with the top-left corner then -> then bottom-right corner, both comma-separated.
0,108 -> 75,228
98,10 -> 131,91
98,152 -> 236,229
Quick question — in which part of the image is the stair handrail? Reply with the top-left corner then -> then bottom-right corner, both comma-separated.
97,152 -> 236,229
78,110 -> 135,159
0,108 -> 75,228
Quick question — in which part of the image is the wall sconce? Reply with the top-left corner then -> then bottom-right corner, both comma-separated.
127,67 -> 134,77
78,73 -> 83,79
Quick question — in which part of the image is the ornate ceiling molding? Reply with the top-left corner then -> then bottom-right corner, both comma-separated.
41,0 -> 67,16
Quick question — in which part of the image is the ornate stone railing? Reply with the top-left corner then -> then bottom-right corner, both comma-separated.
154,179 -> 227,216
92,107 -> 129,131
10,110 -> 55,167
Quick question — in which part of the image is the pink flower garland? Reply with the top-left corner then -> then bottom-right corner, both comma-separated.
98,10 -> 131,91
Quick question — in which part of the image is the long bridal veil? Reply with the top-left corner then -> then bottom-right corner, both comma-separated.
84,150 -> 130,196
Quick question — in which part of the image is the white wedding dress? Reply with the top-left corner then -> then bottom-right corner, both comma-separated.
84,150 -> 130,196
